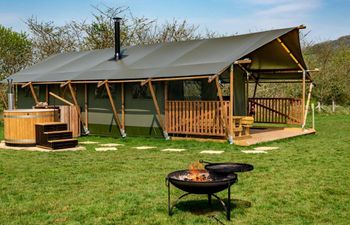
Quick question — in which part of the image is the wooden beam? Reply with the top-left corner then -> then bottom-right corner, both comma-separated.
68,83 -> 79,108
60,80 -> 71,88
68,83 -> 88,133
246,72 -> 249,114
208,64 -> 232,83
121,83 -> 125,130
253,75 -> 260,99
164,81 -> 168,133
147,80 -> 169,139
21,82 -> 32,88
229,65 -> 234,144
302,82 -> 313,129
105,81 -> 126,137
277,37 -> 305,71
234,59 -> 252,64
84,83 -> 88,129
49,92 -> 74,106
140,78 -> 151,87
215,76 -> 229,138
97,80 -> 108,88
45,84 -> 49,103
28,83 -> 39,105
302,70 -> 306,125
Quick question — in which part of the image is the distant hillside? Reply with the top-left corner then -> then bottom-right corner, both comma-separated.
310,35 -> 350,50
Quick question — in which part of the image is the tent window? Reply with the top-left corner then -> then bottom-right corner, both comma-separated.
94,84 -> 116,98
132,84 -> 153,99
24,86 -> 40,98
184,80 -> 201,100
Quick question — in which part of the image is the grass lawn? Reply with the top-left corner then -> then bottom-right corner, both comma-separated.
0,114 -> 349,224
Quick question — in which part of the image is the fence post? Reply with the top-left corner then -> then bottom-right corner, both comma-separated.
332,100 -> 336,113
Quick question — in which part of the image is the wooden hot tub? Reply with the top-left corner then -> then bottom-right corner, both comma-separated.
4,109 -> 58,146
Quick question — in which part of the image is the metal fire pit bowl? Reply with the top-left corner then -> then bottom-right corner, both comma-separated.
166,170 -> 238,220
204,162 -> 254,175
167,170 -> 237,194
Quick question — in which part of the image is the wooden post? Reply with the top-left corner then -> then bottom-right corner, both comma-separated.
45,84 -> 49,103
105,81 -> 126,137
302,70 -> 306,125
121,83 -> 125,130
229,65 -> 234,144
332,100 -> 336,112
277,37 -> 305,71
68,82 -> 88,134
84,83 -> 88,129
215,76 -> 229,139
49,92 -> 74,106
311,103 -> 315,130
302,82 -> 313,129
164,81 -> 168,133
147,80 -> 169,139
246,72 -> 249,115
21,82 -> 38,105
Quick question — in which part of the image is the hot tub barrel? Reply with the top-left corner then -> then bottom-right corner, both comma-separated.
4,109 -> 58,146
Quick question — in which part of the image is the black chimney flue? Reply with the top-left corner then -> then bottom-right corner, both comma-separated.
113,17 -> 122,60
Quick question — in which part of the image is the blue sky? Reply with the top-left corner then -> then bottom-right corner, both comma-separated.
0,0 -> 349,43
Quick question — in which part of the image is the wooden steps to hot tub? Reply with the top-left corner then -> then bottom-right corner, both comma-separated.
35,122 -> 78,149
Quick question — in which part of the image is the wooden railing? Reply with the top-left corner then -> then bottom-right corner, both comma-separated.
165,100 -> 229,136
248,98 -> 302,124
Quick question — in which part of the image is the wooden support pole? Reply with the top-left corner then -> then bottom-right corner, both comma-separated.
246,73 -> 249,115
253,76 -> 259,99
60,80 -> 71,88
29,83 -> 39,105
141,78 -> 151,87
277,37 -> 305,71
97,80 -> 108,88
229,65 -> 234,144
215,76 -> 229,139
164,81 -> 168,133
49,92 -> 74,106
121,83 -> 125,130
22,82 -> 39,105
302,82 -> 313,129
45,84 -> 49,103
234,59 -> 252,64
147,80 -> 169,139
311,103 -> 315,130
105,81 -> 126,137
302,70 -> 306,126
84,83 -> 88,129
68,83 -> 88,134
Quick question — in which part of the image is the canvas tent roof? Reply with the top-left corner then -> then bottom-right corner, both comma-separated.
7,27 -> 309,83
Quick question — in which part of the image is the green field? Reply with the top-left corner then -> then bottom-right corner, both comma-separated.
0,115 -> 349,225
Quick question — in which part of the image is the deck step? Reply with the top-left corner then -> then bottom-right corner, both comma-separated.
47,138 -> 78,149
35,122 -> 78,149
44,130 -> 73,141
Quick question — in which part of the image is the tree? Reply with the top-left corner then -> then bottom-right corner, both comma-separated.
0,25 -> 32,80
25,5 -> 213,63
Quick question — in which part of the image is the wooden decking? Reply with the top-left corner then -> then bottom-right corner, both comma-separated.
234,127 -> 316,146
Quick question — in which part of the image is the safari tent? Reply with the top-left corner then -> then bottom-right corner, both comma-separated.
6,23 -> 315,145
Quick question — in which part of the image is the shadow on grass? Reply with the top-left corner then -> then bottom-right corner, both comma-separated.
174,198 -> 251,215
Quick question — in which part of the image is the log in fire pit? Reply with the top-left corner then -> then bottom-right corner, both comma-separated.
166,161 -> 253,220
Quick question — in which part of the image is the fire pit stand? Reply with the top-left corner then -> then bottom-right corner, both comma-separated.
166,174 -> 234,220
